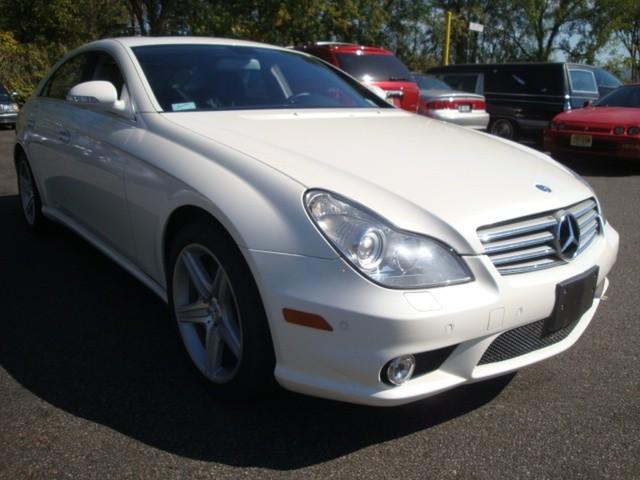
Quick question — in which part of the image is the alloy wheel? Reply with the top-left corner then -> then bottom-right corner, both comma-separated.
18,161 -> 36,225
172,244 -> 243,383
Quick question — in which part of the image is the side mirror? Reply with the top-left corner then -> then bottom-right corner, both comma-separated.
583,100 -> 593,108
11,91 -> 17,98
66,81 -> 126,114
366,84 -> 392,103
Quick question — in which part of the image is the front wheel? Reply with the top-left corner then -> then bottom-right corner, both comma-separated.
167,219 -> 275,398
489,118 -> 517,140
16,154 -> 46,231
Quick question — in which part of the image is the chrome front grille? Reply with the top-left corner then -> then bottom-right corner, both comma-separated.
478,198 -> 601,275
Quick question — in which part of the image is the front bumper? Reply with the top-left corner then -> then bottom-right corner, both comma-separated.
248,222 -> 618,406
545,131 -> 640,160
0,112 -> 18,125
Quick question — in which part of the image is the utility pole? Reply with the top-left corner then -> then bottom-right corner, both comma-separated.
443,11 -> 452,66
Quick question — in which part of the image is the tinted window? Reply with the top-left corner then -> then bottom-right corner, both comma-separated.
568,69 -> 598,93
91,52 -> 125,97
133,45 -> 390,112
44,54 -> 92,100
595,85 -> 640,107
437,73 -> 480,93
594,68 -> 621,88
414,74 -> 451,90
336,53 -> 412,82
485,65 -> 563,95
0,84 -> 9,102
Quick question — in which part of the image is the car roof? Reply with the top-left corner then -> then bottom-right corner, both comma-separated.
429,62 -> 599,70
85,36 -> 291,52
299,42 -> 393,56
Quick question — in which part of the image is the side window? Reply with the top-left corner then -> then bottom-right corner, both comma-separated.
485,65 -> 563,95
438,74 -> 480,93
594,68 -> 621,88
568,69 -> 598,94
91,52 -> 125,98
43,54 -> 92,100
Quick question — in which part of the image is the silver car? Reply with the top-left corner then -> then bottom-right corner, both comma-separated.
414,74 -> 489,130
0,84 -> 19,128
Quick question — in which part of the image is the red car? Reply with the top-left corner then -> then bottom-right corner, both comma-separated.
545,84 -> 640,159
295,42 -> 420,112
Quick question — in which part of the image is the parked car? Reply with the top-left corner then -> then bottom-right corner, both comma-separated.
15,37 -> 618,406
545,84 -> 640,159
427,62 -> 622,141
413,73 -> 489,130
295,42 -> 420,112
0,83 -> 19,128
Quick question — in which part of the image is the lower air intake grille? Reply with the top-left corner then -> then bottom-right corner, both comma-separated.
478,316 -> 580,365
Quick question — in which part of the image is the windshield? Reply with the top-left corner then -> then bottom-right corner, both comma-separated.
336,53 -> 412,82
595,85 -> 640,107
0,84 -> 9,102
414,74 -> 451,90
132,45 -> 390,112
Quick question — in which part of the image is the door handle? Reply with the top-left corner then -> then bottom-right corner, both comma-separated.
58,128 -> 71,143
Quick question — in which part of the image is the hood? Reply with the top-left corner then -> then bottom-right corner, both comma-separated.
162,109 -> 593,253
555,106 -> 640,124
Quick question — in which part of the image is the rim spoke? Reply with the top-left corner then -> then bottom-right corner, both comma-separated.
218,313 -> 241,358
205,326 -> 225,376
182,251 -> 214,300
211,267 -> 225,299
176,299 -> 210,324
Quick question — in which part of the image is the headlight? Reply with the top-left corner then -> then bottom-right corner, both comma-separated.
304,190 -> 472,289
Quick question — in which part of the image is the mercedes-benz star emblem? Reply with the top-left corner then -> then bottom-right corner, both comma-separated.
536,184 -> 552,193
554,212 -> 580,260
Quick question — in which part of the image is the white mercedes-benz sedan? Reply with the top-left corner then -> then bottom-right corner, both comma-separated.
14,37 -> 618,406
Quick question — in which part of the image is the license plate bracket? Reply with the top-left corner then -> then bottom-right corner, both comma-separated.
570,134 -> 593,147
543,266 -> 599,336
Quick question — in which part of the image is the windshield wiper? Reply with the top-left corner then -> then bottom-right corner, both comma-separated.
388,76 -> 410,81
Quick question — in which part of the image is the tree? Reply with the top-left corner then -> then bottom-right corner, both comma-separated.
608,0 -> 640,81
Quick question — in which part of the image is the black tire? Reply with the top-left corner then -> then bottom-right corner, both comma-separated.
489,118 -> 518,141
16,153 -> 47,232
167,218 -> 276,399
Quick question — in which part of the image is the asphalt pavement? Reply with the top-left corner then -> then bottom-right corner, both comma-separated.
0,127 -> 638,479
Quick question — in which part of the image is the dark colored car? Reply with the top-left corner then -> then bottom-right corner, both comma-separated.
545,84 -> 640,160
0,83 -> 19,128
295,42 -> 420,112
413,73 -> 489,130
427,63 -> 622,141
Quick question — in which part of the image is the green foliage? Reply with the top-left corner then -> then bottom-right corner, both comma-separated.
0,32 -> 48,103
0,0 -> 636,100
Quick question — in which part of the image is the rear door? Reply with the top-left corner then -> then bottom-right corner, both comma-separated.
28,53 -> 93,209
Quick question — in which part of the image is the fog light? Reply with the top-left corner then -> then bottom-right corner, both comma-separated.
385,355 -> 416,385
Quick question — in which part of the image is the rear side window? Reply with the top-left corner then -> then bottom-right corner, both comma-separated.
568,69 -> 598,94
415,75 -> 451,90
43,54 -> 92,100
437,73 -> 480,93
336,53 -> 412,82
594,68 -> 621,89
485,65 -> 563,95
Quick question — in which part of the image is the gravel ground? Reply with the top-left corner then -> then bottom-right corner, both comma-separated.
0,127 -> 638,479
